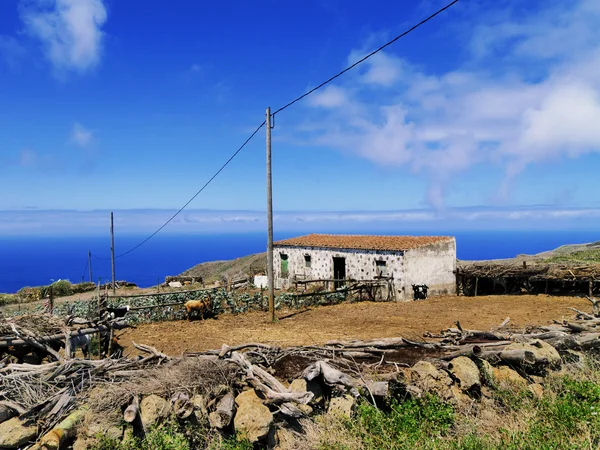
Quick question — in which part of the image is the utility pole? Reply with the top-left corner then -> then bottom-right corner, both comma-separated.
88,250 -> 93,283
266,107 -> 275,322
110,212 -> 116,295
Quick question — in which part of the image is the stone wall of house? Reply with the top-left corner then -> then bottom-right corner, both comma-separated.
273,246 -> 405,293
402,239 -> 457,299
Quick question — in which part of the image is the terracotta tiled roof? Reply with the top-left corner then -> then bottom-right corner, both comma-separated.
273,234 -> 454,252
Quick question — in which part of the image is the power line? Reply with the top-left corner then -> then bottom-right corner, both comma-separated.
273,0 -> 459,115
90,0 -> 458,260
93,120 -> 266,260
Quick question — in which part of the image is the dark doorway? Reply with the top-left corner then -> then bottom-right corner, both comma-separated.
333,257 -> 346,289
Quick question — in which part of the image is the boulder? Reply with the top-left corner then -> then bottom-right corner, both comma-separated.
530,340 -> 561,367
327,394 -> 355,417
0,417 -> 37,448
234,389 -> 273,443
289,378 -> 324,405
140,394 -> 170,429
448,357 -> 481,394
492,366 -> 527,387
411,361 -> 441,380
407,361 -> 454,401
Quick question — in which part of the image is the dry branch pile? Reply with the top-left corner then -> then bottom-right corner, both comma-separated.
458,260 -> 600,281
3,299 -> 600,448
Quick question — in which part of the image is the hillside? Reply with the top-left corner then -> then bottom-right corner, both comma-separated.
180,252 -> 266,283
179,240 -> 600,284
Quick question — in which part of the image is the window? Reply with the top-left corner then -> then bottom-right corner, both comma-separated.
304,254 -> 312,268
280,254 -> 289,277
376,260 -> 387,277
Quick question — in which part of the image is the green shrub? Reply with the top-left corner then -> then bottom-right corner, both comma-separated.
347,395 -> 455,449
49,280 -> 74,297
89,418 -> 252,450
0,293 -> 18,306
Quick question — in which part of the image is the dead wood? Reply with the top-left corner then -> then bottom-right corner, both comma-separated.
303,360 -> 360,397
123,395 -> 139,423
208,392 -> 235,429
34,407 -> 86,450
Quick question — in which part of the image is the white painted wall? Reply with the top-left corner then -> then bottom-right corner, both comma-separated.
253,275 -> 268,289
403,239 -> 457,298
273,246 -> 404,294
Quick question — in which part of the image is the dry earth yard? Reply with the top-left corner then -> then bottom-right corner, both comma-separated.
118,294 -> 588,356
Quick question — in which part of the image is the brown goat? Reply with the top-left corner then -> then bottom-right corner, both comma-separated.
184,299 -> 211,321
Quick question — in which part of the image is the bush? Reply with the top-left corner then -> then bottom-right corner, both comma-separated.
49,280 -> 74,297
347,395 -> 455,449
0,293 -> 18,306
89,419 -> 252,450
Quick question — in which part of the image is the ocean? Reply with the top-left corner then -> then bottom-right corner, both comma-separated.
0,230 -> 598,294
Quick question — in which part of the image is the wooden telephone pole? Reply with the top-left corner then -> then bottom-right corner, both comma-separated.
110,212 -> 116,295
266,107 -> 275,322
88,250 -> 93,283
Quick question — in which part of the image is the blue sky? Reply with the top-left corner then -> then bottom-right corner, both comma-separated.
1,0 -> 600,234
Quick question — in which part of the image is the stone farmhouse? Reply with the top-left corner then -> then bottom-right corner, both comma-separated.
273,234 -> 456,300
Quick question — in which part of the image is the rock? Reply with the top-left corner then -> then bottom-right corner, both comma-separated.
407,361 -> 454,401
0,404 -> 16,423
477,359 -> 495,384
492,366 -> 527,386
327,394 -> 355,417
501,340 -> 561,369
0,417 -> 37,448
531,339 -> 561,366
234,389 -> 273,443
290,378 -> 324,405
140,394 -> 170,429
528,383 -> 544,399
411,361 -> 442,380
448,357 -> 481,394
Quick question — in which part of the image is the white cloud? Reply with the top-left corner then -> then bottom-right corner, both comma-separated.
308,85 -> 350,108
21,0 -> 107,73
69,122 -> 93,147
297,0 -> 600,207
349,50 -> 403,87
2,207 -> 599,235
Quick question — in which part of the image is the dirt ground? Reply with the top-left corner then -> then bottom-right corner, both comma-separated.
118,294 -> 589,356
